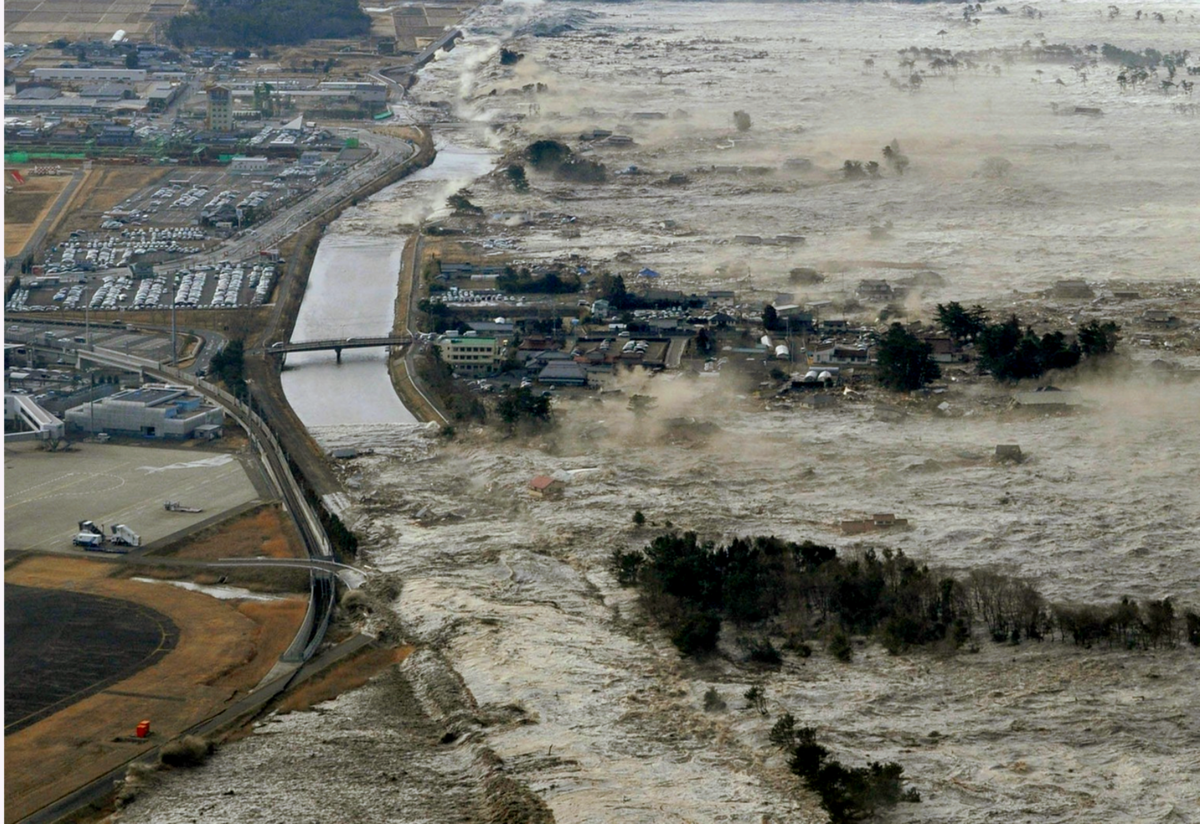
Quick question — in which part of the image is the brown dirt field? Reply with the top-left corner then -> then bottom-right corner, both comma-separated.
165,504 -> 305,562
3,554 -> 305,824
274,645 -> 414,715
3,172 -> 72,256
50,165 -> 170,245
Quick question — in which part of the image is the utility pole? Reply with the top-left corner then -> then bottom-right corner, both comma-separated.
89,370 -> 95,437
171,296 -> 177,366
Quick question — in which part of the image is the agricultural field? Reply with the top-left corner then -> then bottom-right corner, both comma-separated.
3,0 -> 191,43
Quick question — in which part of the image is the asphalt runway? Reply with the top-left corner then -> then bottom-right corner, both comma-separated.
4,584 -> 179,735
4,441 -> 260,551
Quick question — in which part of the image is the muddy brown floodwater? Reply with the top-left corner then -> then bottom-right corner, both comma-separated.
122,2 -> 1199,823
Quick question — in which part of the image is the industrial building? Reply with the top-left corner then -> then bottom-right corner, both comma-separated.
229,155 -> 272,174
31,67 -> 148,83
64,384 -> 224,439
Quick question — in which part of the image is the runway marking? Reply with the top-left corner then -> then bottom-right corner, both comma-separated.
137,454 -> 234,473
5,473 -> 128,509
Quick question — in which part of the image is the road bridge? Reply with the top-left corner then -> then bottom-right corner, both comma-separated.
269,334 -> 413,363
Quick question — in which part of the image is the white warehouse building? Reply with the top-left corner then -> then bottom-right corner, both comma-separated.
64,384 -> 224,439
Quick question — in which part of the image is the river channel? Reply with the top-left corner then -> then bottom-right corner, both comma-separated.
279,145 -> 496,438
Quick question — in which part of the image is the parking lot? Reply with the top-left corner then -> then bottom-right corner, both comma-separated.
103,165 -> 327,237
6,161 -> 333,316
7,258 -> 280,315
4,441 -> 262,552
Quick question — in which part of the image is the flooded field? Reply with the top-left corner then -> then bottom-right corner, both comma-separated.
124,2 -> 1200,823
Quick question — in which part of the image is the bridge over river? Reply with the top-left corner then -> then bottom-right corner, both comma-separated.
269,335 -> 414,363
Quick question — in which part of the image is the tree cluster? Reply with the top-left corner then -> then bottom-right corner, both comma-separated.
414,348 -> 487,423
447,190 -> 484,216
842,160 -> 880,180
613,530 -> 1198,657
936,302 -> 1119,382
504,164 -> 530,193
496,386 -> 553,435
1101,44 -> 1188,70
417,298 -> 470,334
209,339 -> 247,399
874,324 -> 941,392
881,139 -> 909,174
497,266 -> 581,294
166,0 -> 370,47
771,717 -> 920,824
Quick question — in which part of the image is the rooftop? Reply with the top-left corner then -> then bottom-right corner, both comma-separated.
112,386 -> 185,406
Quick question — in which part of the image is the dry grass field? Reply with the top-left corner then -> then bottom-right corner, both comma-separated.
3,553 -> 305,824
3,171 -> 72,256
164,504 -> 306,563
273,645 -> 413,715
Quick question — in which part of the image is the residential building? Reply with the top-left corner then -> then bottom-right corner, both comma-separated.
1052,279 -> 1094,299
1142,310 -> 1179,327
537,360 -> 588,386
856,279 -> 893,301
810,346 -> 870,365
528,476 -> 566,498
841,514 -> 909,535
921,335 -> 966,363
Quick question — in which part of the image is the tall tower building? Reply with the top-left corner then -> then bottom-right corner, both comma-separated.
206,85 -> 232,131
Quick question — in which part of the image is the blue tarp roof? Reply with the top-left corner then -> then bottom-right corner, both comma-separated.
637,268 -> 660,278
